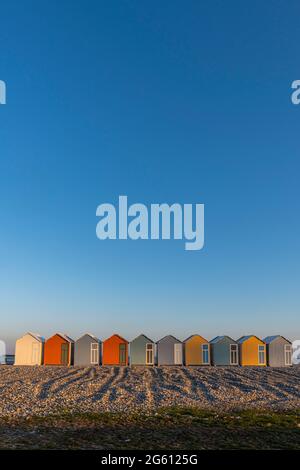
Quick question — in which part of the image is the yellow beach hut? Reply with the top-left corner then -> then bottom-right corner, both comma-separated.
184,334 -> 210,365
238,335 -> 266,366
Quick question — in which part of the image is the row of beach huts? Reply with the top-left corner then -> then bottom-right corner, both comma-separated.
13,332 -> 294,367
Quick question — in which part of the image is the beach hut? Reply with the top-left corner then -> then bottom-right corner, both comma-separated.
264,335 -> 292,367
130,334 -> 155,366
74,334 -> 101,366
102,334 -> 128,366
238,335 -> 266,366
210,336 -> 239,366
184,334 -> 210,366
44,333 -> 74,366
157,335 -> 183,366
14,333 -> 44,365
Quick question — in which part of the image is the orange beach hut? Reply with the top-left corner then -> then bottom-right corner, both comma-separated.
238,335 -> 266,366
102,334 -> 128,366
44,333 -> 74,366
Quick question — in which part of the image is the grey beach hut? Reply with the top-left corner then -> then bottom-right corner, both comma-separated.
264,335 -> 292,367
157,335 -> 183,366
74,333 -> 101,366
210,335 -> 239,366
130,334 -> 155,365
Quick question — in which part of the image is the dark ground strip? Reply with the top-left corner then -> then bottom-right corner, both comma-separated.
0,407 -> 299,450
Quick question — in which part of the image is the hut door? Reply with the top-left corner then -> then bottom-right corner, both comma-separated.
285,345 -> 292,365
90,343 -> 99,364
61,343 -> 69,365
146,343 -> 154,365
230,344 -> 238,365
174,344 -> 182,365
31,343 -> 39,364
119,343 -> 126,365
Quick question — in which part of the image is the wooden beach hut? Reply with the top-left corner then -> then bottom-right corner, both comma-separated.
157,335 -> 183,366
184,334 -> 210,365
102,334 -> 128,366
130,334 -> 155,366
210,336 -> 239,366
238,335 -> 266,366
14,332 -> 44,365
264,335 -> 292,367
74,334 -> 101,366
44,333 -> 74,366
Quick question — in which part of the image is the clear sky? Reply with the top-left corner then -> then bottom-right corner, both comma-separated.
1,1 -> 299,353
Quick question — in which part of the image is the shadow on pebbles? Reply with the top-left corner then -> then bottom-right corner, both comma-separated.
0,365 -> 299,417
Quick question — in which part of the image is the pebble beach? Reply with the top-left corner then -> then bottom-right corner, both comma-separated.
0,365 -> 299,417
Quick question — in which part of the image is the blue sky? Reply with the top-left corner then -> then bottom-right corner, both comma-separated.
1,1 -> 299,352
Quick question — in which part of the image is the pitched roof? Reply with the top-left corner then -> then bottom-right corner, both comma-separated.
210,335 -> 236,344
184,334 -> 208,343
263,335 -> 291,344
237,335 -> 264,344
157,335 -> 181,343
104,334 -> 128,343
76,333 -> 100,342
56,333 -> 74,343
210,336 -> 221,344
27,332 -> 45,342
131,334 -> 154,343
